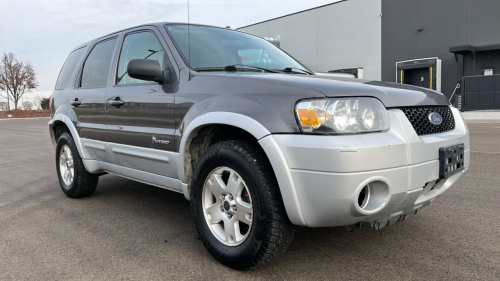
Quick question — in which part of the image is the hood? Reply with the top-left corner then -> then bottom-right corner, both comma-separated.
244,74 -> 450,108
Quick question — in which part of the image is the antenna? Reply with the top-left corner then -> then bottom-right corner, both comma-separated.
187,0 -> 192,79
187,0 -> 191,66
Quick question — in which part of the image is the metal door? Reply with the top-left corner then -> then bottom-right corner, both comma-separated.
68,36 -> 119,142
105,27 -> 178,178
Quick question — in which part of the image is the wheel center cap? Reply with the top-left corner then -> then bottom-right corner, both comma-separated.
223,201 -> 230,211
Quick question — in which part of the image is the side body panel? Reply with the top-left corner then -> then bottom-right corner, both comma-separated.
67,33 -> 119,162
172,69 -> 326,152
67,34 -> 121,158
68,87 -> 108,142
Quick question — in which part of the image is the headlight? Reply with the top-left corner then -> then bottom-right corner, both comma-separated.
295,97 -> 390,134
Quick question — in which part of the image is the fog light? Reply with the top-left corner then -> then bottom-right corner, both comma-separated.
356,181 -> 390,214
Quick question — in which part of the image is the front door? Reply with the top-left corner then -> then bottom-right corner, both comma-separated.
106,28 -> 177,178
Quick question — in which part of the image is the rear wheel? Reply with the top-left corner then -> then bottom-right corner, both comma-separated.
55,132 -> 98,198
191,140 -> 295,270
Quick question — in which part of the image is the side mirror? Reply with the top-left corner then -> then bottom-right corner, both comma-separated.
127,59 -> 165,83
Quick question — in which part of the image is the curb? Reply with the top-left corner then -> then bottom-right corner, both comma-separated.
0,117 -> 51,121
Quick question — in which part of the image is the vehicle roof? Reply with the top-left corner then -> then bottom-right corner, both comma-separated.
70,22 -> 226,53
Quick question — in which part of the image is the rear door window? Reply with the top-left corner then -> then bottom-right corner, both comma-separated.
116,31 -> 165,85
55,47 -> 85,90
80,38 -> 117,88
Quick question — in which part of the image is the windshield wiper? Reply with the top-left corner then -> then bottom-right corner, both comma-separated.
227,64 -> 280,73
194,64 -> 280,73
193,67 -> 226,72
281,67 -> 314,75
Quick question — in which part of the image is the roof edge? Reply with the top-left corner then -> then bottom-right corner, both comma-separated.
236,0 -> 347,30
450,43 -> 500,54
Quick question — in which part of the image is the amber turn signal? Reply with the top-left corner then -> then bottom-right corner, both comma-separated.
297,109 -> 321,126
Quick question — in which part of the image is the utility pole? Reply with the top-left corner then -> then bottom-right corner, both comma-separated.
5,93 -> 10,113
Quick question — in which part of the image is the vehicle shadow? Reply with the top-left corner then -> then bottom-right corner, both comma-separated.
89,174 -> 448,280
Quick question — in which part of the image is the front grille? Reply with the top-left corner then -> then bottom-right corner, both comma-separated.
398,106 -> 455,136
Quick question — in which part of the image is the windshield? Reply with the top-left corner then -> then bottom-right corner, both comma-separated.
165,24 -> 308,72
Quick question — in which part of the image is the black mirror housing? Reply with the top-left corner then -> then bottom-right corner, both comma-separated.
127,59 -> 165,83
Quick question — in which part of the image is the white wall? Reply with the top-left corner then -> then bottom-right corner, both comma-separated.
238,0 -> 382,80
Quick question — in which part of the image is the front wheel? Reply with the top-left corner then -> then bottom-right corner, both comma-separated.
191,140 -> 295,270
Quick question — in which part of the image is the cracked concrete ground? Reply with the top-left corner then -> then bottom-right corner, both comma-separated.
0,118 -> 498,280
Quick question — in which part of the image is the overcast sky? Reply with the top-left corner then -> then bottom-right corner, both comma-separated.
0,0 -> 339,103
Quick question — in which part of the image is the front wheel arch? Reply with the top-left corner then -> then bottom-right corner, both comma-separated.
177,112 -> 272,189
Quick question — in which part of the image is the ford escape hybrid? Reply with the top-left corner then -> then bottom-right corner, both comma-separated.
49,23 -> 470,269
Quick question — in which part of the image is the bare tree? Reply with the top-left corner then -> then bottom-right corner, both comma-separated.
0,53 -> 39,110
22,101 -> 33,110
34,95 -> 43,110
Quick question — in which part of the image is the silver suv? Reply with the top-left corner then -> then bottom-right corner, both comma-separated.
49,23 -> 470,269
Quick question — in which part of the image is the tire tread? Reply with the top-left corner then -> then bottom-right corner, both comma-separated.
195,140 -> 294,269
56,132 -> 98,198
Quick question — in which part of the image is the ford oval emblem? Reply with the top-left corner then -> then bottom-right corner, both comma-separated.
428,112 -> 442,125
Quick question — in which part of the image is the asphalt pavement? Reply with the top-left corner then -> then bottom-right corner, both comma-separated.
461,110 -> 500,120
0,118 -> 498,280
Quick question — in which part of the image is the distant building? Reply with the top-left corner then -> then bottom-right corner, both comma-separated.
238,0 -> 500,110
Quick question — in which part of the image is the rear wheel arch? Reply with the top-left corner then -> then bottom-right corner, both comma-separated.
49,114 -> 86,159
53,121 -> 70,142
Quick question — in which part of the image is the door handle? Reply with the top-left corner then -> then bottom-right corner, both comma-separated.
70,98 -> 81,107
109,100 -> 124,106
108,97 -> 124,108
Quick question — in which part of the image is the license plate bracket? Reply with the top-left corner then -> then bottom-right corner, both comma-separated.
439,143 -> 465,179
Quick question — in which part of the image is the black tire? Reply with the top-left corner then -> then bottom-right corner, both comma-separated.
191,140 -> 295,270
55,132 -> 98,198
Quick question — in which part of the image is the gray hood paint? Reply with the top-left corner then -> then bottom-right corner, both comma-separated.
240,74 -> 450,107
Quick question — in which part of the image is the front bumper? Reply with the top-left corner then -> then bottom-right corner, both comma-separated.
258,107 -> 470,227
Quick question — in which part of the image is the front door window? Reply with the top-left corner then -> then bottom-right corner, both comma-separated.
116,32 -> 165,85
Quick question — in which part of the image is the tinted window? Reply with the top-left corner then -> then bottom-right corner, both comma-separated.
116,32 -> 165,84
80,38 -> 117,88
165,24 -> 305,71
55,47 -> 85,90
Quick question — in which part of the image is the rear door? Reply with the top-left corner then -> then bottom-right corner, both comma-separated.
105,27 -> 178,178
68,35 -> 119,162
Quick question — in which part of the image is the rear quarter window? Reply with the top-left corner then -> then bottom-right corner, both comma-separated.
55,47 -> 86,90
